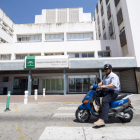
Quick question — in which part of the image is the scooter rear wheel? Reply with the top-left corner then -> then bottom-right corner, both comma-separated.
75,109 -> 91,123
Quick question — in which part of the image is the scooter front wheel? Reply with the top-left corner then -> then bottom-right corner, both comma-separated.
119,110 -> 133,123
75,109 -> 91,123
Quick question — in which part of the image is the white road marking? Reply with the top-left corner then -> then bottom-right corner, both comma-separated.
52,113 -> 75,118
39,126 -> 140,140
39,127 -> 85,140
58,107 -> 77,110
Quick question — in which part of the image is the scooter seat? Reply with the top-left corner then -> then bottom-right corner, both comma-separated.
115,94 -> 128,101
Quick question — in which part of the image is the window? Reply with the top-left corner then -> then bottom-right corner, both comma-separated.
94,14 -> 96,21
103,33 -> 107,40
68,52 -> 94,58
98,26 -> 101,37
2,27 -> 6,32
45,53 -> 64,56
9,29 -> 13,33
117,9 -> 123,26
106,46 -> 110,50
97,16 -> 100,25
98,51 -> 110,57
114,0 -> 120,7
3,77 -> 9,82
16,54 -> 28,59
68,53 -> 79,58
30,54 -> 41,56
96,3 -> 98,13
120,30 -> 127,47
67,33 -> 93,40
101,4 -> 104,16
107,4 -> 111,20
45,34 -> 64,41
106,0 -> 109,5
3,22 -> 7,27
82,52 -> 94,58
100,0 -> 102,3
0,54 -> 11,60
109,21 -> 113,36
0,38 -> 7,43
102,19 -> 105,30
17,35 -> 42,42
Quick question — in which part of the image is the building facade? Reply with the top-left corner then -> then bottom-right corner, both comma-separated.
0,4 -> 140,95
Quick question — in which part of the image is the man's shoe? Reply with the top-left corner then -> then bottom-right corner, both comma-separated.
94,120 -> 105,126
95,107 -> 100,112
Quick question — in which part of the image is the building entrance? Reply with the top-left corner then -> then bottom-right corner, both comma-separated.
13,78 -> 39,95
68,75 -> 97,93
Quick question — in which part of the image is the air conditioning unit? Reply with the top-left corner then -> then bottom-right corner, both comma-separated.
106,46 -> 110,50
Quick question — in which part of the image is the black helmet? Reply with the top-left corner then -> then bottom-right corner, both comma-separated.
104,64 -> 112,70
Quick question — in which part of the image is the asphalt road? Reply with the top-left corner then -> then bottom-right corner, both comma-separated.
0,95 -> 140,140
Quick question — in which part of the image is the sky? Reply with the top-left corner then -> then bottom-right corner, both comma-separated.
0,0 -> 98,24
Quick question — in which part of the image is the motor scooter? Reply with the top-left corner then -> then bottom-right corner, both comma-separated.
75,84 -> 134,123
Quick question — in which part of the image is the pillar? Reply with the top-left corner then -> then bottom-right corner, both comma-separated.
28,70 -> 32,95
63,69 -> 66,95
99,68 -> 102,81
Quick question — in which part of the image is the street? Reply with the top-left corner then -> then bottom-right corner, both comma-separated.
0,95 -> 140,140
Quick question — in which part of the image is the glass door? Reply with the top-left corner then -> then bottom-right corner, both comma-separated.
69,78 -> 75,92
83,78 -> 90,92
68,75 -> 97,93
76,78 -> 82,92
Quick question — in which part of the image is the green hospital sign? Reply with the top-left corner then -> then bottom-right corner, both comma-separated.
25,56 -> 69,69
26,56 -> 35,68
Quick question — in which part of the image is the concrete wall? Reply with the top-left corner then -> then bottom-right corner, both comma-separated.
94,0 -> 137,59
0,40 -> 118,60
125,0 -> 140,67
0,8 -> 14,43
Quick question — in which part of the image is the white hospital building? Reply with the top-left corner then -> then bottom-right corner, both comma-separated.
0,0 -> 140,95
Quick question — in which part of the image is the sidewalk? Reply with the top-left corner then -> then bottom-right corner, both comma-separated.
0,94 -> 85,103
0,93 -> 139,103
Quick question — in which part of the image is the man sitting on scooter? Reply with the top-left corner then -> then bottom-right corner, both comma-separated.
94,64 -> 120,126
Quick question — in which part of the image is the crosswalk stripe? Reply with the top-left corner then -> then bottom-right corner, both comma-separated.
52,113 -> 75,118
58,107 -> 77,110
39,126 -> 140,140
